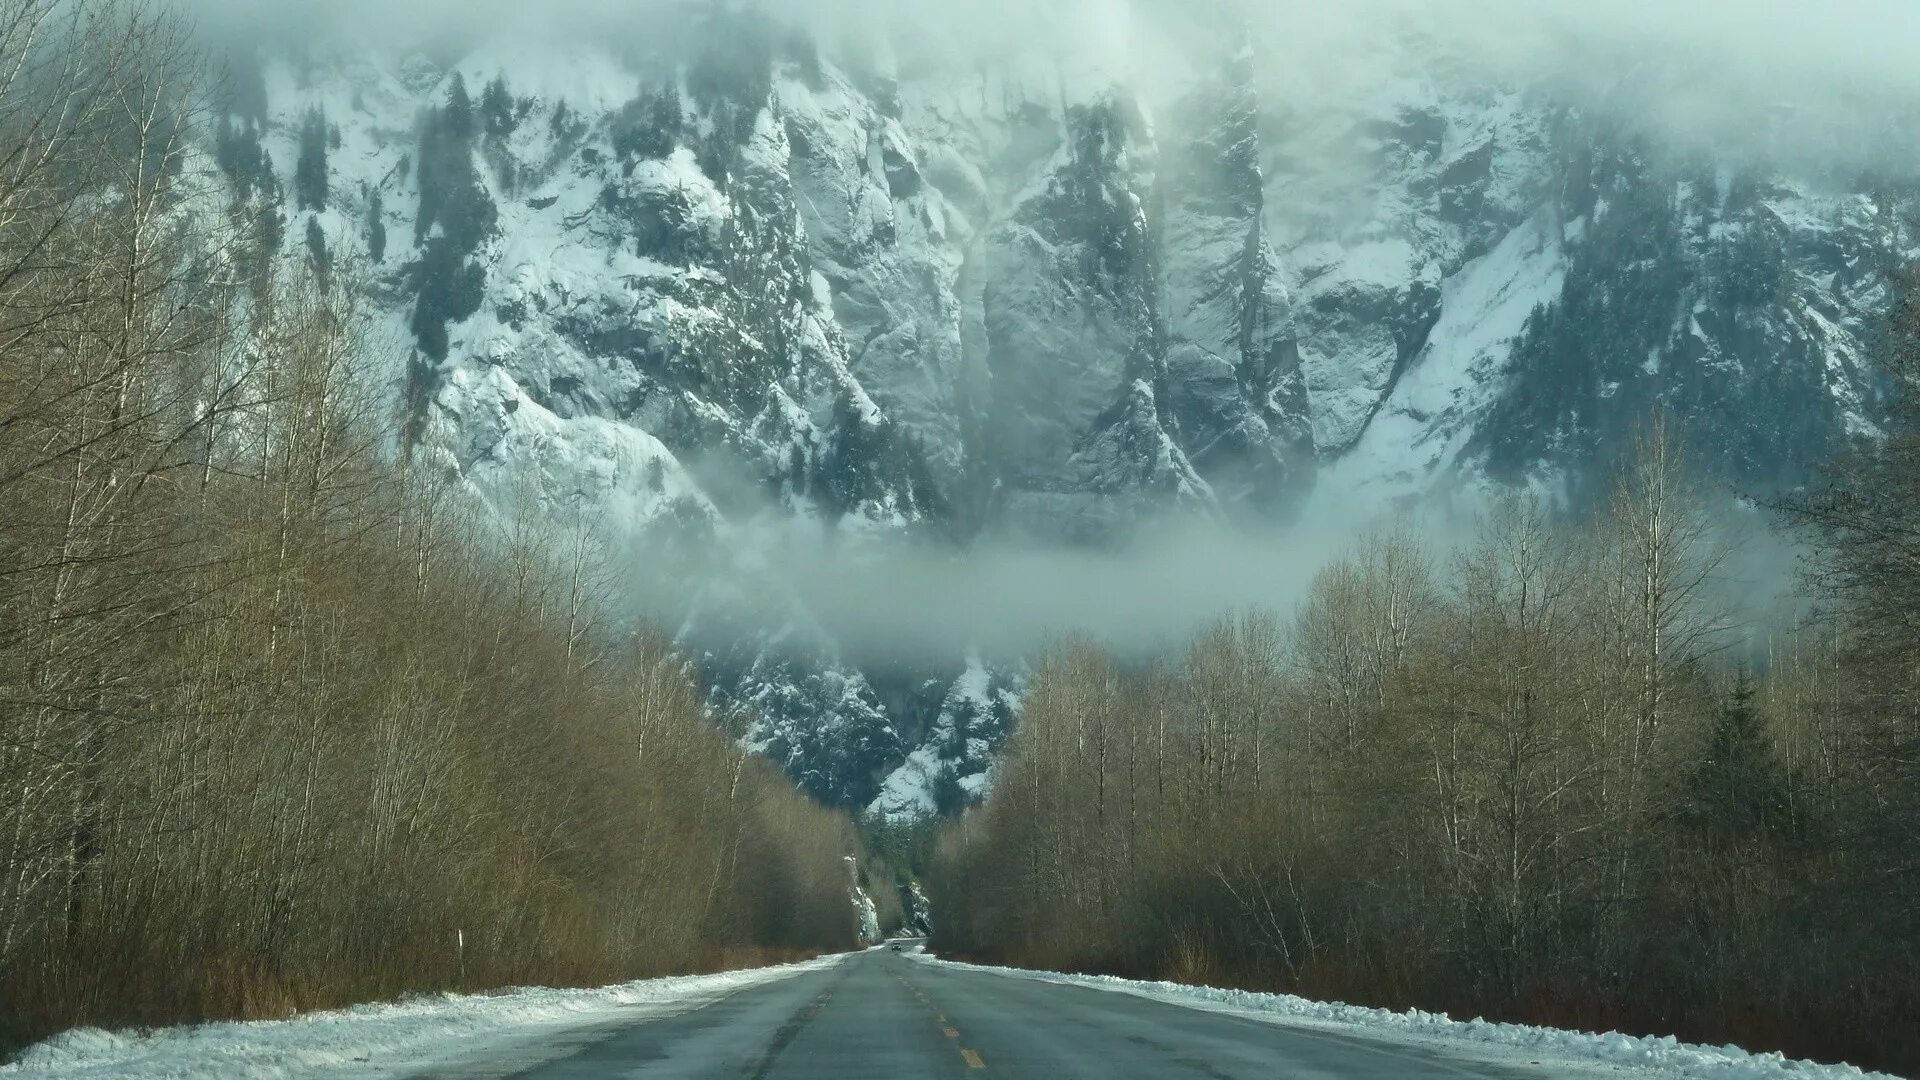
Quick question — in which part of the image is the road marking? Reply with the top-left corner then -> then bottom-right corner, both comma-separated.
895,966 -> 974,1065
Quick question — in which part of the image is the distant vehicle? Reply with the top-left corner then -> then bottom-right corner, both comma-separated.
890,943 -> 903,952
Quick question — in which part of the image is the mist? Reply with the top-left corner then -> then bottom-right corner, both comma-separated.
763,519 -> 1366,668
634,487 -> 1807,679
184,0 -> 1864,668
190,0 -> 1920,174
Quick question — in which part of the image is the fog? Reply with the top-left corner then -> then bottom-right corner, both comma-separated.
192,0 -> 1920,173
638,490 -> 1803,674
761,519 -> 1378,667
186,0 -> 1858,666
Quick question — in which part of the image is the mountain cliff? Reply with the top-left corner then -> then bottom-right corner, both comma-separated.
217,6 -> 1916,809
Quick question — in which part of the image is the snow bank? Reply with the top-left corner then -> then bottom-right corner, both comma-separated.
2,955 -> 848,1080
910,953 -> 1896,1080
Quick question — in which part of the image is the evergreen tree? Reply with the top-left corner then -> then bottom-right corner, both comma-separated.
304,217 -> 331,287
1679,671 -> 1793,843
481,76 -> 517,139
687,9 -> 774,183
822,389 -> 880,514
214,115 -> 275,201
294,107 -> 328,210
787,441 -> 808,496
220,47 -> 269,126
364,190 -> 387,264
1783,268 -> 1920,659
409,77 -> 495,360
931,768 -> 969,817
409,236 -> 487,361
613,85 -> 682,162
443,73 -> 474,141
415,79 -> 494,251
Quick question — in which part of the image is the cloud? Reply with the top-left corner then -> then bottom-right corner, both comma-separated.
768,519 -> 1347,666
190,0 -> 1920,174
660,492 -> 1803,675
1439,0 -> 1920,170
175,0 -> 1856,667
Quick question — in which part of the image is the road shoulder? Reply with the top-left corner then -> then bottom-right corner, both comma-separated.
1,955 -> 852,1080
905,951 -> 1893,1080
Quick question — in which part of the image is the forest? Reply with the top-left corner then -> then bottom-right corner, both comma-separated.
0,1 -> 859,1054
930,280 -> 1920,1075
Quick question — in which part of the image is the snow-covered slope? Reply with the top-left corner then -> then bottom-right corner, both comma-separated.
220,9 -> 1917,809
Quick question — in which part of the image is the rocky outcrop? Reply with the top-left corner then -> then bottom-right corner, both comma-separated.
227,16 -> 1915,809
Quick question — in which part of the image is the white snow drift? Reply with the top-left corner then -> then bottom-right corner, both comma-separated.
0,955 -> 848,1080
910,951 -> 1897,1080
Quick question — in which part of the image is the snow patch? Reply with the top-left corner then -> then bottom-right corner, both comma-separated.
911,954 -> 1896,1080
3,957 -> 849,1080
1308,207 -> 1566,520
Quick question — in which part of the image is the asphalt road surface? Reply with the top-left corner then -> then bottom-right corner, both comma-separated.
408,946 -> 1561,1079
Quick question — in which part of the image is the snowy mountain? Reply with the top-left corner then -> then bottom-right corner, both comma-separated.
217,6 -> 1916,810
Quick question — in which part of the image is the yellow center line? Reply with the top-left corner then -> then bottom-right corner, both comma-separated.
961,1048 -> 986,1069
942,1026 -> 960,1038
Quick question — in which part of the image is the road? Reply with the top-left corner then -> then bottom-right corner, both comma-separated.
406,946 -> 1560,1079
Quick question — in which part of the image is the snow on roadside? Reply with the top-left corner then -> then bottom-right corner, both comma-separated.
2,955 -> 849,1080
910,952 -> 1895,1080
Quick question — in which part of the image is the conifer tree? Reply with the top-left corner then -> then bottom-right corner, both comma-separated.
1680,672 -> 1793,843
294,106 -> 328,210
365,190 -> 386,264
481,76 -> 516,139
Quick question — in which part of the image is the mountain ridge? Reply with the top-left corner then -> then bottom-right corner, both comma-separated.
219,15 -> 1915,809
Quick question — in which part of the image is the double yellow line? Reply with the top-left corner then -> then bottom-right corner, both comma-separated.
892,968 -> 986,1069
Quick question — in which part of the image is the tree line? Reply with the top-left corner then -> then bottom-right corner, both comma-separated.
931,285 -> 1920,1074
0,0 -> 858,1055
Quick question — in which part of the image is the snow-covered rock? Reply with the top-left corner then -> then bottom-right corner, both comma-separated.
846,855 -> 880,944
866,655 -> 1018,820
221,10 -> 1917,807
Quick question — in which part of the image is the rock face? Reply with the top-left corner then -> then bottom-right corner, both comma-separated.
224,12 -> 1916,810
